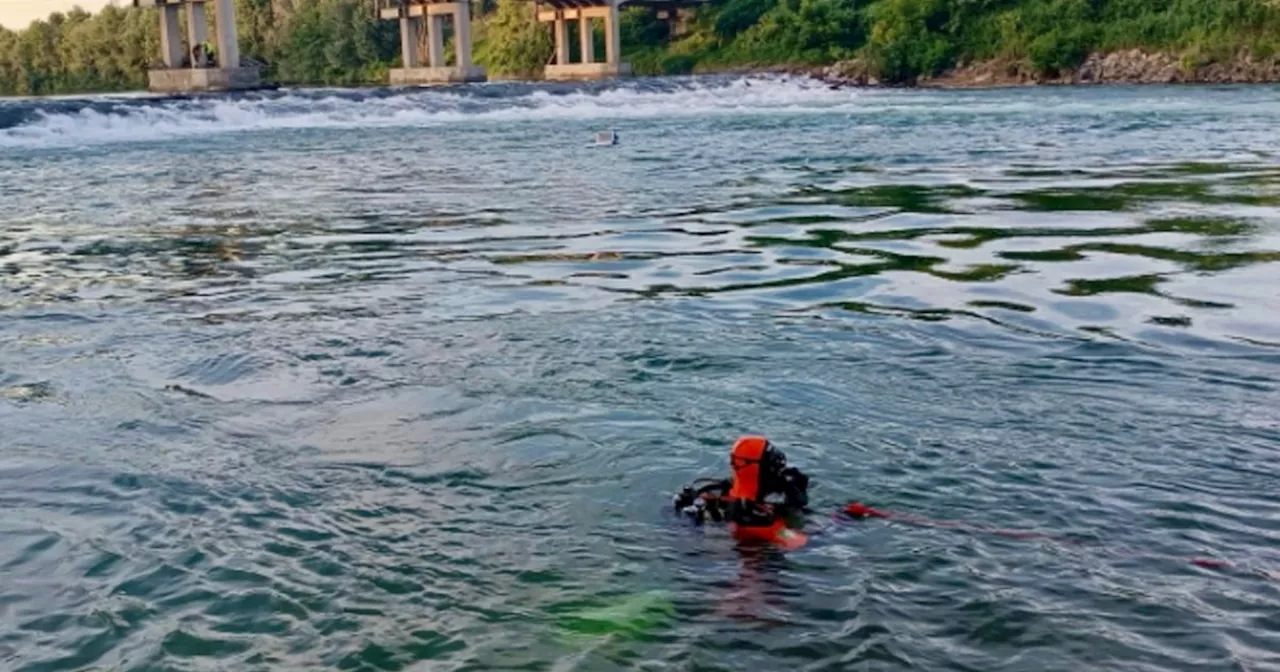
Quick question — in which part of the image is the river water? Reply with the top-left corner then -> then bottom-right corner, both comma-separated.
2,77 -> 1279,671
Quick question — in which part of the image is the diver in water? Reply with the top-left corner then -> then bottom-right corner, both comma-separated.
672,436 -> 811,547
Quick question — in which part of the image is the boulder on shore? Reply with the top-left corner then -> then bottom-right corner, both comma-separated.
821,58 -> 880,87
818,49 -> 1280,88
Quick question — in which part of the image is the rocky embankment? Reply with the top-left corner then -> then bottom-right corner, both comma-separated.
820,49 -> 1280,88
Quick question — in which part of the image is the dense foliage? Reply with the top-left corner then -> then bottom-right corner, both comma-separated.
651,0 -> 1280,80
3,0 -> 1280,94
0,6 -> 158,94
473,0 -> 553,78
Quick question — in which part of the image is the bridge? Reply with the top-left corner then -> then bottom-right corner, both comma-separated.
535,0 -> 630,81
132,0 -> 262,93
376,0 -> 704,83
526,0 -> 704,80
131,0 -> 699,92
378,0 -> 487,85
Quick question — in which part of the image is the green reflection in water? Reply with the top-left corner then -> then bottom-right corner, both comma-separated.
796,184 -> 985,214
1055,273 -> 1166,297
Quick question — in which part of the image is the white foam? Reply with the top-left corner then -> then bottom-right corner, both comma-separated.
3,76 -> 1275,150
0,77 -> 864,149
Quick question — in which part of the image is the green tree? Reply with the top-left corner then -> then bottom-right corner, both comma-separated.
276,0 -> 396,85
474,0 -> 552,78
4,0 -> 1280,96
0,28 -> 17,94
865,0 -> 955,82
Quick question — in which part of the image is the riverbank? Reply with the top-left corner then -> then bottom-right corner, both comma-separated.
13,0 -> 1280,96
818,49 -> 1280,89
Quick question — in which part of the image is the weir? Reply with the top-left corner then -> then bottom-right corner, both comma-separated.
132,0 -> 262,93
378,0 -> 487,85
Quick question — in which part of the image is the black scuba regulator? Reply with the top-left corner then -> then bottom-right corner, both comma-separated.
673,479 -> 728,524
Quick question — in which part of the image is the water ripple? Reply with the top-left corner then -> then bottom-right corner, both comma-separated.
2,80 -> 1280,671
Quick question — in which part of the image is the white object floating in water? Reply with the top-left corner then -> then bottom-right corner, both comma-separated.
595,129 -> 618,146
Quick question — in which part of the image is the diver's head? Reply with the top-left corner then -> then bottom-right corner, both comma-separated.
728,436 -> 787,501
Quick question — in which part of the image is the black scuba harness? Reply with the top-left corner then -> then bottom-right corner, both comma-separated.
672,466 -> 812,526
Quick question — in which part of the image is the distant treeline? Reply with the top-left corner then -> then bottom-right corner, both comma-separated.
3,0 -> 1280,95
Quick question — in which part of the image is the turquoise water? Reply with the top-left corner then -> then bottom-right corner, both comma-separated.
2,77 -> 1279,671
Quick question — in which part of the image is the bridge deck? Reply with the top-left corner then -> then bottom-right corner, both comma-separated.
533,0 -> 706,7
375,0 -> 704,8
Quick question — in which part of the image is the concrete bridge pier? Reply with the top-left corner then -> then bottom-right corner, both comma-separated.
158,3 -> 183,68
398,14 -> 422,68
384,0 -> 487,85
212,0 -> 240,71
134,0 -> 262,93
540,1 -> 630,80
186,1 -> 209,59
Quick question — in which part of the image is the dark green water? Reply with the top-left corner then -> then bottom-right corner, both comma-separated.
2,78 -> 1279,671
